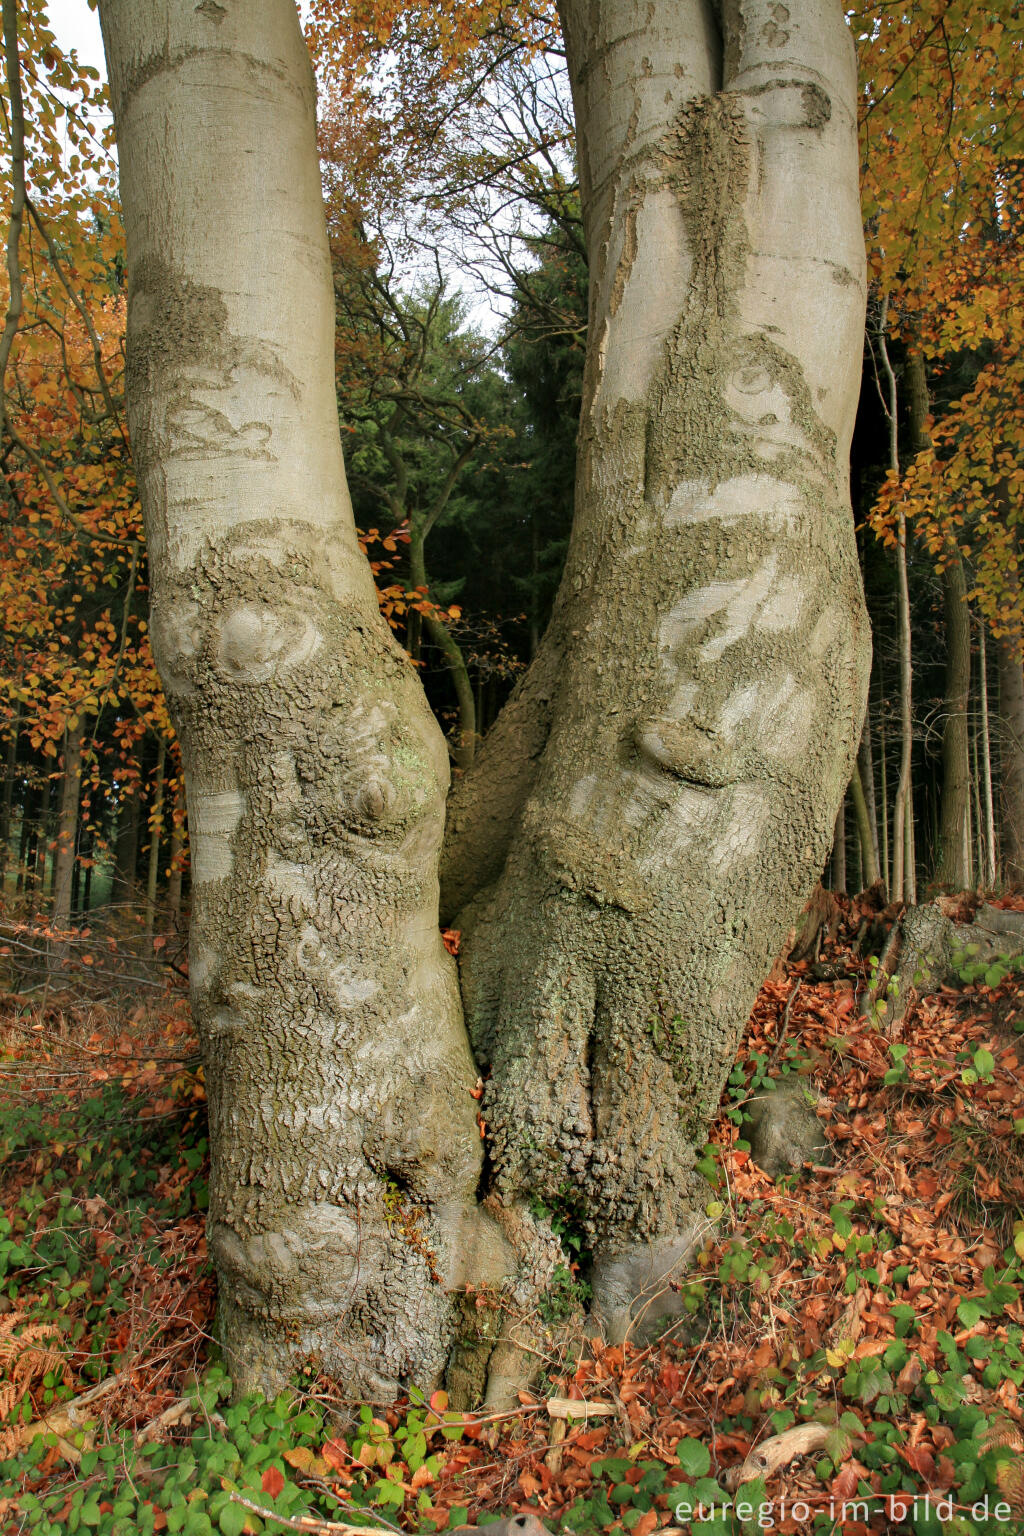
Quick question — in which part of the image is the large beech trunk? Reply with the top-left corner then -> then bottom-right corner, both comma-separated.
98,0 -> 516,1400
102,0 -> 868,1390
446,0 -> 869,1338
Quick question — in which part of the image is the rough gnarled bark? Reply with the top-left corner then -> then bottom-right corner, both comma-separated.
448,0 -> 870,1340
102,0 -> 870,1394
98,0 -> 522,1400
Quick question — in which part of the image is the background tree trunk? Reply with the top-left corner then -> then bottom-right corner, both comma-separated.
144,737 -> 166,956
998,632 -> 1024,886
906,345 -> 971,890
167,786 -> 185,928
879,308 -> 913,901
0,701 -> 19,888
978,617 -> 997,887
938,555 -> 972,888
31,774 -> 51,902
858,706 -> 881,889
50,717 -> 84,961
112,783 -> 140,904
409,525 -> 477,768
100,0 -> 514,1400
850,765 -> 878,888
879,698 -> 890,895
15,781 -> 34,894
447,0 -> 869,1341
831,800 -> 847,894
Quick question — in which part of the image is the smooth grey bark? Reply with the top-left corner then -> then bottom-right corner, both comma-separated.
447,0 -> 869,1339
99,0 -> 525,1400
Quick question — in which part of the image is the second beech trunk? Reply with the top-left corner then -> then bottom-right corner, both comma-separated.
446,0 -> 869,1340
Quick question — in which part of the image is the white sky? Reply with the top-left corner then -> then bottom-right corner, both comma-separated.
46,0 -> 105,73
44,1 -> 313,77
40,0 -> 507,334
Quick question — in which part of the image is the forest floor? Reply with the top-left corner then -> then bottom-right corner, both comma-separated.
2,898 -> 1024,1536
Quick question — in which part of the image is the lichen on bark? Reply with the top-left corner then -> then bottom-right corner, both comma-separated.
448,0 -> 870,1345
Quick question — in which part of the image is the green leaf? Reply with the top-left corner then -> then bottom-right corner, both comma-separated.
676,1438 -> 711,1477
825,1427 -> 851,1462
217,1502 -> 247,1536
594,1457 -> 632,1480
830,1204 -> 854,1239
890,1303 -> 918,1337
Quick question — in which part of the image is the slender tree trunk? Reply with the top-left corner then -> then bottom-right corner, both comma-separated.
100,0 -> 510,1400
879,697 -> 890,896
879,306 -> 913,903
998,633 -> 1024,886
32,775 -> 51,903
167,786 -> 185,928
113,782 -> 140,905
858,703 -> 881,888
529,512 -> 540,659
15,782 -> 33,894
406,608 -> 421,665
0,701 -> 19,887
938,555 -> 972,888
77,816 -> 93,914
905,345 -> 971,893
144,738 -> 166,955
447,0 -> 869,1339
849,764 -> 878,888
971,706 -> 984,889
978,617 -> 997,887
409,526 -> 477,768
50,718 -> 85,968
831,801 -> 847,894
71,823 -> 82,913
